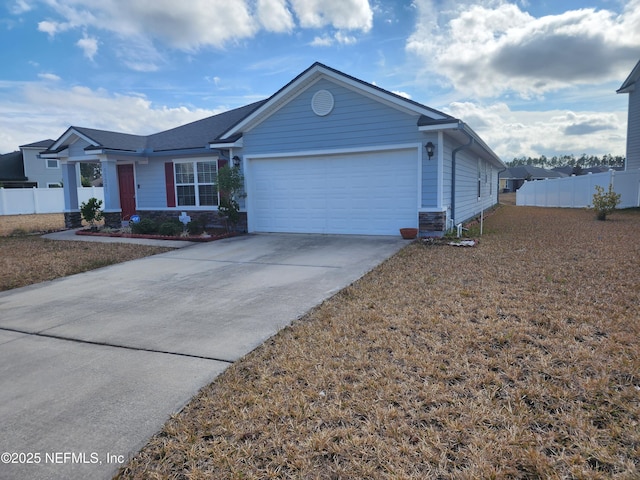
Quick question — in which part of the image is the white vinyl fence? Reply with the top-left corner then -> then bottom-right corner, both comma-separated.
0,187 -> 104,215
517,170 -> 640,209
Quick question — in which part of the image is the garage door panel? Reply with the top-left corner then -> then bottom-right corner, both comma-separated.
249,149 -> 418,235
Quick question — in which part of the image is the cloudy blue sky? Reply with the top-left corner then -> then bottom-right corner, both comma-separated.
1,0 -> 639,161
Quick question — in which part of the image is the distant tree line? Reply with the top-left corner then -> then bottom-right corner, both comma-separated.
506,154 -> 625,169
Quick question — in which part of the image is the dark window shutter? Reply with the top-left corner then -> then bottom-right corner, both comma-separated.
217,159 -> 229,200
165,162 -> 176,207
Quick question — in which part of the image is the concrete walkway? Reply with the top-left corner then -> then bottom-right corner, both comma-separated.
43,228 -> 195,248
0,233 -> 407,480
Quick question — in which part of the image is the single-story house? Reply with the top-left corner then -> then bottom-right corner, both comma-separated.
499,166 -> 566,192
43,62 -> 505,236
617,58 -> 640,171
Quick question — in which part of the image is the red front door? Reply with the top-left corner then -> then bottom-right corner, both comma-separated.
117,164 -> 136,220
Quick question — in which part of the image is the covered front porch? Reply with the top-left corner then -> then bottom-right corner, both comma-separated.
60,158 -> 132,229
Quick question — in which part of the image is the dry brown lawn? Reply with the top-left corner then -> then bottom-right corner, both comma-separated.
0,213 -> 65,236
0,236 -> 173,291
116,205 -> 640,480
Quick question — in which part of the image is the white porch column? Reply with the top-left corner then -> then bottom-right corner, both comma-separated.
100,157 -> 124,228
62,161 -> 81,228
100,158 -> 121,212
62,162 -> 79,211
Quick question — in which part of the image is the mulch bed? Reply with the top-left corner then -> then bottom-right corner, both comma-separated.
76,229 -> 240,242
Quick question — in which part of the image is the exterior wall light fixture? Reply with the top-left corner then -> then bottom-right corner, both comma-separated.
232,155 -> 241,167
425,142 -> 435,160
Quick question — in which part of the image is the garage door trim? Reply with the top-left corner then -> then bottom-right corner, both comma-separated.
245,143 -> 422,235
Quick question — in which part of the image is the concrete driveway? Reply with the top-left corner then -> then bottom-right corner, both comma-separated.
0,233 -> 406,480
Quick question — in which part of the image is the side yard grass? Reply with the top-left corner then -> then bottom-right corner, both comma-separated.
0,213 -> 65,236
115,206 -> 640,479
0,235 -> 173,291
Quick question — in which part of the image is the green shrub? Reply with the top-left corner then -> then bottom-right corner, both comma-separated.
592,184 -> 621,221
131,218 -> 158,234
158,220 -> 183,236
80,197 -> 103,228
187,220 -> 205,235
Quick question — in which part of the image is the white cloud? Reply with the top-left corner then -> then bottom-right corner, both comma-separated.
393,90 -> 411,99
76,35 -> 98,60
445,101 -> 627,159
290,0 -> 373,31
10,0 -> 32,14
407,0 -> 640,98
310,30 -> 358,46
257,0 -> 295,32
0,83 -> 223,152
37,20 -> 61,36
37,73 -> 61,81
31,0 -> 373,67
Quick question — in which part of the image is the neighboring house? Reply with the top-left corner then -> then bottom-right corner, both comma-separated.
0,150 -> 36,188
20,139 -> 59,187
552,165 -> 624,176
44,63 -> 505,235
618,59 -> 640,170
499,166 -> 566,192
0,139 -> 62,188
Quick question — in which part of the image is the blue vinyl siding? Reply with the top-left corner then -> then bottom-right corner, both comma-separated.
243,78 -> 424,154
134,161 -> 166,209
135,154 -> 219,209
242,78 -> 443,208
441,133 -> 499,226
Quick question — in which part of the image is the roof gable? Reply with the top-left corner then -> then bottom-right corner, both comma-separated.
45,102 -> 267,156
617,59 -> 640,93
218,62 -> 453,140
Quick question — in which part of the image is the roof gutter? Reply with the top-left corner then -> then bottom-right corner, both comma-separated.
450,123 -> 474,228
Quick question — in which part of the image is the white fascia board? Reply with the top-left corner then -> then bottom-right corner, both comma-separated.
210,138 -> 243,149
418,123 -> 461,132
617,83 -> 636,94
51,128 -> 100,151
246,142 -> 421,160
41,150 -> 68,158
323,73 -> 447,120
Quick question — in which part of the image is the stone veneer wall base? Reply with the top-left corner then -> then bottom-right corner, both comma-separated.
137,210 -> 248,233
419,211 -> 447,237
64,211 -> 82,229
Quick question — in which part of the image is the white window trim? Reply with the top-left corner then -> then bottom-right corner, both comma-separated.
173,158 -> 220,208
46,159 -> 59,169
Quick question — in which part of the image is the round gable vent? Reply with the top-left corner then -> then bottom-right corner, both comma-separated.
311,89 -> 334,116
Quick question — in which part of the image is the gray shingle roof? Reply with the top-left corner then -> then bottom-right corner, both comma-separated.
20,139 -> 55,149
48,100 -> 269,154
149,100 -> 266,150
499,166 -> 567,180
72,127 -> 148,152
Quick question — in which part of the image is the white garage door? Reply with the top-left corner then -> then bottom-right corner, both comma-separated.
248,149 -> 418,235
